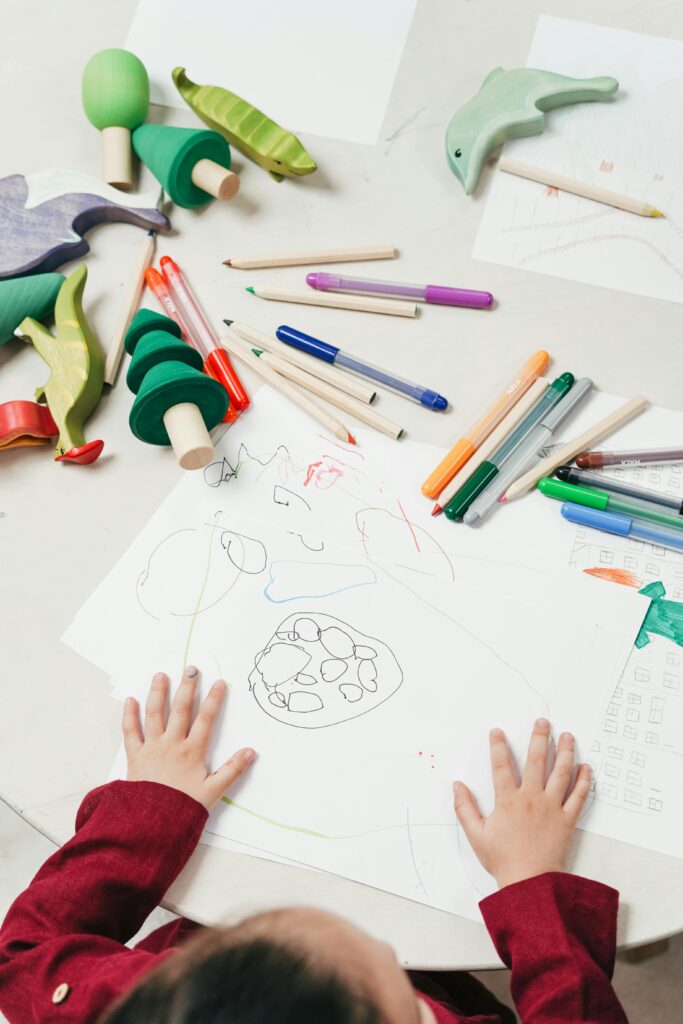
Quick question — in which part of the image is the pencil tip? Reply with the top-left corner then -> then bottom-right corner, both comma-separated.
499,495 -> 508,504
252,348 -> 263,357
651,208 -> 665,218
348,434 -> 357,445
223,319 -> 233,326
246,286 -> 255,294
223,259 -> 232,265
431,504 -> 442,517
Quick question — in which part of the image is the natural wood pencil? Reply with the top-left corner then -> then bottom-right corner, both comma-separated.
499,157 -> 665,218
257,349 -> 404,440
245,285 -> 417,318
225,320 -> 376,404
104,231 -> 155,385
220,331 -> 356,445
504,394 -> 649,500
224,245 -> 397,269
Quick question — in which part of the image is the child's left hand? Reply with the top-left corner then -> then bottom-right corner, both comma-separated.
123,668 -> 256,811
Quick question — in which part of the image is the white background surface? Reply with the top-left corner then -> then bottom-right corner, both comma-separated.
2,0 -> 683,969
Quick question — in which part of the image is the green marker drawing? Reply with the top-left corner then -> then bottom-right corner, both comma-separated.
636,582 -> 683,650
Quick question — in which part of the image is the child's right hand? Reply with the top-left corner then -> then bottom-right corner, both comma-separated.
453,718 -> 591,890
123,668 -> 256,811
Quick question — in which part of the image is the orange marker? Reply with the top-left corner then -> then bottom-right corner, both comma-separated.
421,350 -> 549,499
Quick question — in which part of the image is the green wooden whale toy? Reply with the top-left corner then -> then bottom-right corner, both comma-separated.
17,265 -> 104,464
172,67 -> 316,182
446,67 -> 619,194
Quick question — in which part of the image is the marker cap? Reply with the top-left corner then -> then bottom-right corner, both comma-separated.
538,477 -> 608,510
560,502 -> 631,536
276,324 -> 339,363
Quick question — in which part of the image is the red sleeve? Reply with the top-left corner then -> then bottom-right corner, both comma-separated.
480,872 -> 628,1024
0,780 -> 207,1023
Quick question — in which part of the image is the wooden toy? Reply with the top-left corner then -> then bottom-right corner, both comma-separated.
0,401 -> 58,451
172,67 -> 317,182
0,168 -> 170,279
125,308 -> 228,470
445,68 -> 619,194
16,266 -> 105,465
132,125 -> 239,208
0,273 -> 64,345
82,48 -> 150,190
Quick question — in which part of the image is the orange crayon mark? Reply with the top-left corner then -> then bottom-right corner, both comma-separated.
584,567 -> 641,588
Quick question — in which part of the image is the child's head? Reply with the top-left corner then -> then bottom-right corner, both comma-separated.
102,907 -> 435,1023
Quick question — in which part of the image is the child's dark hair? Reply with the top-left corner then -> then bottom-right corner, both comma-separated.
101,924 -> 382,1024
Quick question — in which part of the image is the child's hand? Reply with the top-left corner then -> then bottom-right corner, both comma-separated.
453,718 -> 591,890
123,669 -> 256,811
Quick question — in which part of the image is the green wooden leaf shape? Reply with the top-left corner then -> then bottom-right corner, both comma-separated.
172,67 -> 316,181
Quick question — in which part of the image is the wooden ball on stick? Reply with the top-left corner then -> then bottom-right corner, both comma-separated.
82,48 -> 150,190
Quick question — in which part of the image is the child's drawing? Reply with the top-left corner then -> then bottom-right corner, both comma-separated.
263,561 -> 377,603
248,612 -> 403,728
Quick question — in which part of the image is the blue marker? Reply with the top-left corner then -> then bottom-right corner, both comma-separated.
561,503 -> 683,553
274,325 -> 448,410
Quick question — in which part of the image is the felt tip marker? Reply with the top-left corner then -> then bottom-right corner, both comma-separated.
560,502 -> 683,553
465,377 -> 593,523
305,272 -> 493,310
555,464 -> 683,513
274,325 -> 448,410
422,349 -> 549,500
539,477 -> 683,531
445,372 -> 574,522
576,445 -> 683,468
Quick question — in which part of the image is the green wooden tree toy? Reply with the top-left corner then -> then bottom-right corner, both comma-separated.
132,124 -> 240,207
0,272 -> 64,345
125,308 -> 228,470
16,265 -> 104,465
82,48 -> 150,190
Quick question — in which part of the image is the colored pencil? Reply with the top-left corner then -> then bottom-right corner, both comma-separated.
422,350 -> 549,499
254,349 -> 404,441
224,319 -> 376,404
503,395 -> 649,501
220,330 -> 356,445
104,231 -> 155,385
499,157 -> 665,218
224,245 -> 397,269
245,285 -> 417,318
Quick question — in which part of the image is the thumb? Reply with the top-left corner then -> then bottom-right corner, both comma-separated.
204,747 -> 257,806
453,781 -> 484,847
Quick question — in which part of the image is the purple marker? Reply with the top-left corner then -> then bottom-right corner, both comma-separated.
306,271 -> 493,309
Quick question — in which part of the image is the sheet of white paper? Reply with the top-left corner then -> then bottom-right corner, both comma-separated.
104,564 -> 644,920
473,17 -> 683,304
124,0 -> 418,145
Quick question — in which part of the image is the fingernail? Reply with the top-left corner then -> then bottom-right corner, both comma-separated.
125,696 -> 134,707
536,717 -> 549,730
185,666 -> 198,678
152,672 -> 166,684
582,763 -> 592,776
560,731 -> 574,747
242,747 -> 256,765
212,679 -> 226,691
452,781 -> 459,797
490,727 -> 504,739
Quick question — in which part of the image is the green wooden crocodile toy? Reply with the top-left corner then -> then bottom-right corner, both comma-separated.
16,265 -> 104,464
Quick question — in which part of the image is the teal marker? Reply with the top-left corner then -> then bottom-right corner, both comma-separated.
444,372 -> 574,521
539,477 -> 683,531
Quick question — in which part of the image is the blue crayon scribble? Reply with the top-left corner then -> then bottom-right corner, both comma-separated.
264,561 -> 377,604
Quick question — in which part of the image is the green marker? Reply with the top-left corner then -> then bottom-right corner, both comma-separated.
444,372 -> 574,521
538,477 -> 683,531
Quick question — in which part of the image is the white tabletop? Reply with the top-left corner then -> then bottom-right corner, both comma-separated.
2,0 -> 683,970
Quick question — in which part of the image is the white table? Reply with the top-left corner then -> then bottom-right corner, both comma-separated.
2,0 -> 683,970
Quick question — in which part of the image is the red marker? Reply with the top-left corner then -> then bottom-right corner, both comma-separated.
159,257 -> 250,416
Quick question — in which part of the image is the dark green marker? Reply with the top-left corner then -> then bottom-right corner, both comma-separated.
444,372 -> 574,521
